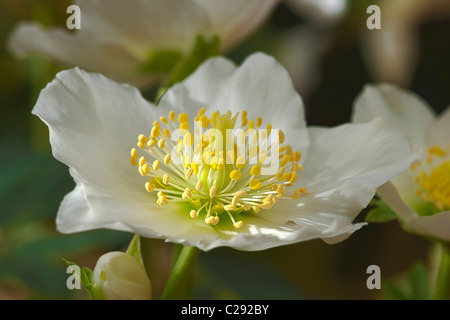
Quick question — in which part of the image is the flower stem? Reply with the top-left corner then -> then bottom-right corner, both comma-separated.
434,244 -> 450,300
160,246 -> 200,300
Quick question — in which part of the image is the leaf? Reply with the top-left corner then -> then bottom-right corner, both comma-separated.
125,234 -> 145,271
62,259 -> 98,300
408,262 -> 431,300
365,198 -> 398,223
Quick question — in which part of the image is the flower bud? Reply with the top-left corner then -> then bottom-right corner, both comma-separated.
92,251 -> 151,300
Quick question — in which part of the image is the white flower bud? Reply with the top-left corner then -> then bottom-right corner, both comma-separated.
92,252 -> 151,300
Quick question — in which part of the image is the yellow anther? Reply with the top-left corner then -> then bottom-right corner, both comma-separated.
205,216 -> 215,224
202,151 -> 211,165
153,160 -> 160,170
190,210 -> 198,219
138,134 -> 148,144
195,181 -> 203,191
253,205 -> 260,213
160,116 -> 168,125
147,139 -> 155,147
130,157 -> 138,166
178,112 -> 189,124
164,128 -> 170,138
231,195 -> 239,206
198,107 -> 206,117
162,174 -> 170,185
270,184 -> 277,191
177,140 -> 183,153
248,119 -> 254,130
145,182 -> 154,192
138,156 -> 146,166
294,151 -> 302,162
256,117 -> 262,128
260,201 -> 273,209
236,156 -> 246,169
191,162 -> 199,175
235,190 -> 247,197
138,166 -> 146,176
429,146 -> 446,157
258,152 -> 267,165
250,165 -> 261,176
267,123 -> 272,136
169,110 -> 176,122
158,139 -> 165,149
280,154 -> 290,167
249,179 -> 262,190
280,172 -> 291,181
242,203 -> 250,211
279,130 -> 285,144
150,126 -> 160,138
275,168 -> 285,180
137,141 -> 146,149
164,154 -> 171,165
179,122 -> 190,131
182,188 -> 192,199
157,196 -> 168,207
230,170 -> 242,181
233,221 -> 244,229
209,186 -> 217,198
277,184 -> 286,196
224,204 -> 236,211
183,133 -> 194,146
199,115 -> 209,127
130,148 -> 138,159
185,168 -> 193,179
288,171 -> 298,185
210,216 -> 220,225
285,145 -> 292,155
142,163 -> 151,174
263,194 -> 274,204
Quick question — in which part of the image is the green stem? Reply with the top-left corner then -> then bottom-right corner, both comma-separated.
160,246 -> 200,300
434,244 -> 450,300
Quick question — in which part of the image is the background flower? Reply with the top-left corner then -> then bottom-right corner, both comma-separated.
352,83 -> 450,242
7,0 -> 279,87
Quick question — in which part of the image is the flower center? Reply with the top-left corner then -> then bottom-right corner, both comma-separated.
129,108 -> 307,229
412,145 -> 450,212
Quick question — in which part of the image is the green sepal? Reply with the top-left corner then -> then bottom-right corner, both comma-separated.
63,258 -> 98,300
365,198 -> 398,223
166,34 -> 221,87
139,50 -> 183,74
125,234 -> 145,271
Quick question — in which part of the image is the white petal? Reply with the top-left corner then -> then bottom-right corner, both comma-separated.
377,182 -> 418,222
7,22 -> 152,87
161,53 -> 309,153
259,119 -> 418,231
427,105 -> 450,147
192,0 -> 279,52
352,83 -> 436,150
407,211 -> 450,242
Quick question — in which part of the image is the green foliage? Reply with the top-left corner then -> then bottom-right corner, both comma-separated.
365,198 -> 398,223
383,262 -> 432,300
63,259 -> 97,300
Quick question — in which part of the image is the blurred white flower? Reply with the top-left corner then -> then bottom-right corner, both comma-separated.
361,0 -> 450,87
285,0 -> 347,25
32,53 -> 415,251
7,0 -> 278,87
353,83 -> 450,242
92,252 -> 152,300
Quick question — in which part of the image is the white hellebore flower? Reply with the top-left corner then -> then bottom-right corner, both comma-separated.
33,53 -> 416,251
8,0 -> 278,87
353,83 -> 450,242
93,252 -> 152,300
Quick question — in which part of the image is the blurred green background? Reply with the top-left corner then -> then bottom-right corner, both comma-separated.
1,0 -> 449,299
